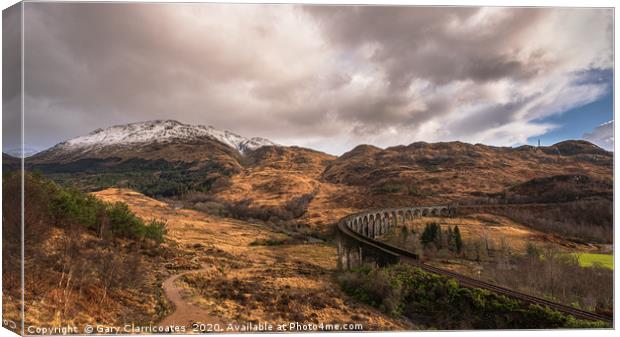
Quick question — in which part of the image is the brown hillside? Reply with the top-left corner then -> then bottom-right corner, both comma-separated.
211,146 -> 362,232
2,153 -> 20,170
213,146 -> 336,206
29,138 -> 244,172
26,137 -> 612,233
246,145 -> 336,175
506,174 -> 612,202
93,188 -> 408,330
322,140 -> 612,205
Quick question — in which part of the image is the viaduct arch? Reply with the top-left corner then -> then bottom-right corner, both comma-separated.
337,205 -> 454,270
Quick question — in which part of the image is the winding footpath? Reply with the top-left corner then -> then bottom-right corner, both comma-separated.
160,266 -> 221,328
95,188 -> 408,331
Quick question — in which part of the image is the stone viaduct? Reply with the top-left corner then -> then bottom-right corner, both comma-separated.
337,205 -> 454,270
335,204 -> 613,322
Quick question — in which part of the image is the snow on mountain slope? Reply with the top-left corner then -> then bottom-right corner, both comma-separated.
55,120 -> 276,154
4,147 -> 40,158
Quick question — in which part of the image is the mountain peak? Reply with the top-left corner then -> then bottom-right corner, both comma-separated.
29,120 -> 278,164
544,140 -> 610,156
54,120 -> 276,154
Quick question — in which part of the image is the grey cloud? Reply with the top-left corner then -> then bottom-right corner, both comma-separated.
23,3 -> 338,143
2,3 -> 21,102
445,100 -> 529,139
3,3 -> 22,152
305,6 -> 612,148
11,3 -> 614,155
306,6 -> 549,86
583,121 -> 613,151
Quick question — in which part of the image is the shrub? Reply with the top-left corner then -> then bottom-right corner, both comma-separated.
107,202 -> 146,240
4,172 -> 167,326
373,181 -> 403,194
407,184 -> 420,196
338,263 -> 609,329
249,238 -> 288,246
144,219 -> 168,243
193,201 -> 227,216
16,172 -> 167,244
50,187 -> 104,230
338,267 -> 403,316
284,192 -> 316,218
227,192 -> 316,222
482,246 -> 613,313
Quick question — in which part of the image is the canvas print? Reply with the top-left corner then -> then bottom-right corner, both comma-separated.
2,1 -> 614,335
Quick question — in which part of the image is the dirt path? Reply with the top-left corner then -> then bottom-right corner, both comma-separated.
160,266 -> 221,328
93,188 -> 408,331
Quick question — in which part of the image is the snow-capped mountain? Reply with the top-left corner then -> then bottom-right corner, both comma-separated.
50,120 -> 276,155
28,120 -> 278,166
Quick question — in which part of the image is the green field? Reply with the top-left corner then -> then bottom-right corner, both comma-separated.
572,253 -> 613,269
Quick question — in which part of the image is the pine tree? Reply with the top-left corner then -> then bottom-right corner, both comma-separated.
435,224 -> 443,249
401,225 -> 409,243
420,223 -> 436,247
446,226 -> 454,251
421,222 -> 444,249
420,223 -> 433,247
453,225 -> 463,253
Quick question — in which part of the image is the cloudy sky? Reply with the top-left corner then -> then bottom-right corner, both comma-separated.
5,3 -> 614,155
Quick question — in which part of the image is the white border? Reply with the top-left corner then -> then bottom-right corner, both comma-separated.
0,1 -> 617,337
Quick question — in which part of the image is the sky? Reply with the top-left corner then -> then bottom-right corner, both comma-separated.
3,3 -> 614,155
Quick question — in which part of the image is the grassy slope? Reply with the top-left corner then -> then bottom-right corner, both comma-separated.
322,141 -> 612,206
2,172 -> 171,329
94,188 -> 409,330
572,253 -> 613,269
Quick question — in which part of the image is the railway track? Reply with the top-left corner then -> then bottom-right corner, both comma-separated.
337,220 -> 613,323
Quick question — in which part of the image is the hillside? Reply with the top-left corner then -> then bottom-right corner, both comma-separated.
25,121 -> 355,231
7,123 -> 614,330
23,121 -> 612,235
189,145 -> 362,235
26,121 -> 280,196
213,145 -> 335,205
93,188 -> 407,330
504,174 -> 612,203
27,120 -> 269,179
2,153 -> 20,171
322,140 -> 612,206
2,173 -> 170,330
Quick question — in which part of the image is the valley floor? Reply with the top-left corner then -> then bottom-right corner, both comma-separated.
93,188 -> 408,331
376,214 -> 613,313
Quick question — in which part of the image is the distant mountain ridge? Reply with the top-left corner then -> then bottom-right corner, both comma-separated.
40,120 -> 274,157
4,147 -> 41,158
321,139 -> 612,205
14,120 -> 612,216
2,153 -> 21,171
29,120 -> 277,164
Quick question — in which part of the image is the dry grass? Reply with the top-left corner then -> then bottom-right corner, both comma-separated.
381,214 -> 596,255
322,141 -> 612,205
211,155 -> 366,235
94,188 -> 409,330
16,227 -> 171,329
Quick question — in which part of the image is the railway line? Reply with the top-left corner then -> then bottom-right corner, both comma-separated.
337,218 -> 613,323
